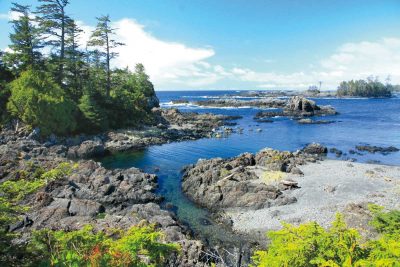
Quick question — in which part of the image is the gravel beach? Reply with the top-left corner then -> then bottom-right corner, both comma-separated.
228,159 -> 400,234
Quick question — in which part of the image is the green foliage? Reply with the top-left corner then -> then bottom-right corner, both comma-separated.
29,224 -> 180,267
7,69 -> 77,135
369,205 -> 400,235
0,162 -> 75,265
337,78 -> 392,98
252,214 -> 364,267
78,93 -> 109,132
3,3 -> 42,74
1,1 -> 158,136
88,15 -> 125,96
252,211 -> 400,267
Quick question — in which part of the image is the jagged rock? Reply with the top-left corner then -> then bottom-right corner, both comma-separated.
68,140 -> 105,159
355,145 -> 399,154
302,143 -> 328,155
286,96 -> 319,113
68,199 -> 104,217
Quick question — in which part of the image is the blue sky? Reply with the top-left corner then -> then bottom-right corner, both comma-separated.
1,0 -> 400,90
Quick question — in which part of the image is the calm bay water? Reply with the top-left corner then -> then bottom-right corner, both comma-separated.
100,90 -> 400,243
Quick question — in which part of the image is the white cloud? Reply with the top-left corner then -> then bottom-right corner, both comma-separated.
5,12 -> 399,90
110,18 -> 215,88
227,37 -> 400,90
0,11 -> 30,21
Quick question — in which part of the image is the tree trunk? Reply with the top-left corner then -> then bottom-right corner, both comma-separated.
106,32 -> 110,97
59,5 -> 65,86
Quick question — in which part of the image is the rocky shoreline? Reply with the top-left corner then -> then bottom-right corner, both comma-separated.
181,144 -> 400,242
1,108 -> 241,159
182,143 -> 327,212
0,108 -> 244,266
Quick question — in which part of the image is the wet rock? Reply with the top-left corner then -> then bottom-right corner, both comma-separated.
355,145 -> 399,155
329,148 -> 343,157
298,118 -> 335,124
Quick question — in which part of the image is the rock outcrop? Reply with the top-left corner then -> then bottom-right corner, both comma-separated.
355,145 -> 399,155
182,144 -> 327,211
193,98 -> 286,108
0,130 -> 211,267
254,96 -> 337,121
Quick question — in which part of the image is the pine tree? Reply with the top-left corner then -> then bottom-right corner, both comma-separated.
64,18 -> 86,101
88,15 -> 124,97
4,3 -> 42,73
36,0 -> 70,85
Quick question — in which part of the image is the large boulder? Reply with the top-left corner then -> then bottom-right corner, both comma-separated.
182,154 -> 282,211
284,96 -> 337,117
302,143 -> 328,155
68,140 -> 105,159
286,96 -> 319,113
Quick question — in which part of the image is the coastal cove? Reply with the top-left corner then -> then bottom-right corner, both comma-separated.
1,0 -> 400,264
100,90 -> 400,246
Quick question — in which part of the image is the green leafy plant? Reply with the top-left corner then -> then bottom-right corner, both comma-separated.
29,224 -> 180,267
252,211 -> 400,267
7,69 -> 77,135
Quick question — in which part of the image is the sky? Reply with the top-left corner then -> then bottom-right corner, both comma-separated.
1,0 -> 400,91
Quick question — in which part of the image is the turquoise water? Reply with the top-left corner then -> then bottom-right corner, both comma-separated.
100,91 -> 400,244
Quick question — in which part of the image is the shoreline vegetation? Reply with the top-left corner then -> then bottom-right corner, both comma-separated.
0,0 -> 400,266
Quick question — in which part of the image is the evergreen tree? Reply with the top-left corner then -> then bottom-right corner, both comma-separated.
88,15 -> 124,97
4,3 -> 42,73
7,69 -> 76,135
64,18 -> 86,101
36,0 -> 70,85
78,93 -> 108,132
0,51 -> 14,123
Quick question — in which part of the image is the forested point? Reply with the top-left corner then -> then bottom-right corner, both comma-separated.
0,1 -> 159,137
337,78 -> 393,98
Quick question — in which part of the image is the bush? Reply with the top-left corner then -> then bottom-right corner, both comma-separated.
29,224 -> 180,266
7,69 -> 76,135
252,212 -> 400,266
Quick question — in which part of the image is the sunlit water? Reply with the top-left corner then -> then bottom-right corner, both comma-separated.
100,91 -> 400,244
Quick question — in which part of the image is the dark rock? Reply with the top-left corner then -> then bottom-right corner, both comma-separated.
302,143 -> 328,155
68,140 -> 105,159
298,118 -> 335,124
355,145 -> 399,154
329,148 -> 343,157
68,199 -> 104,217
274,196 -> 297,206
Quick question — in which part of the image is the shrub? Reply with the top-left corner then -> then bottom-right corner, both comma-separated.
29,224 -> 180,266
252,211 -> 400,267
252,214 -> 364,267
7,69 -> 76,135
